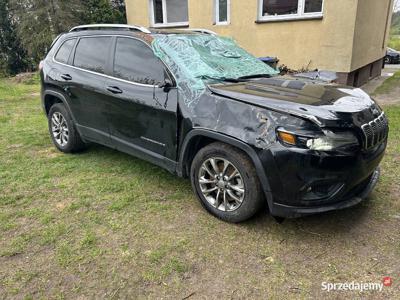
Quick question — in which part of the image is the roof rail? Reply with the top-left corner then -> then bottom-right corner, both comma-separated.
182,28 -> 218,36
69,24 -> 151,34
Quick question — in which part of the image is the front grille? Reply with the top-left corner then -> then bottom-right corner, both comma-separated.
361,112 -> 388,150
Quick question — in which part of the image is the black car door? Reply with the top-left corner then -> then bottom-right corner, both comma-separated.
61,36 -> 113,146
104,36 -> 178,171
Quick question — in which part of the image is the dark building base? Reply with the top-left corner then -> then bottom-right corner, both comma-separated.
336,57 -> 384,87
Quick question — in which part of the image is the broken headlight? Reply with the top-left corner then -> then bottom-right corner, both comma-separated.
277,128 -> 359,151
306,130 -> 359,151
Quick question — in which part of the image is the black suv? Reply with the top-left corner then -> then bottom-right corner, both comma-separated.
40,24 -> 388,222
385,47 -> 400,64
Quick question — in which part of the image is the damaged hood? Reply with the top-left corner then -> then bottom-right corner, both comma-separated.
208,76 -> 378,127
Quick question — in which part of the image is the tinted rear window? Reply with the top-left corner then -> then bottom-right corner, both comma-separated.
113,37 -> 165,85
73,37 -> 111,74
55,39 -> 76,64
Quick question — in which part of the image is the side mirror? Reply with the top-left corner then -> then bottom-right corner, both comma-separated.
158,78 -> 174,93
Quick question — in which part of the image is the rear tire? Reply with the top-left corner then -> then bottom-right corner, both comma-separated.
190,142 -> 263,223
48,103 -> 86,153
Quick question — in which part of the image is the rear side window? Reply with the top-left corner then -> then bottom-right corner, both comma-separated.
73,37 -> 112,74
55,39 -> 76,64
113,37 -> 165,85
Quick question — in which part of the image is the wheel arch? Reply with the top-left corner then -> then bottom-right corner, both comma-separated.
178,129 -> 274,209
43,89 -> 77,122
42,89 -> 85,140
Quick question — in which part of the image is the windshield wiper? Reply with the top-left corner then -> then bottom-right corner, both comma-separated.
206,74 -> 272,84
236,74 -> 272,80
204,76 -> 240,83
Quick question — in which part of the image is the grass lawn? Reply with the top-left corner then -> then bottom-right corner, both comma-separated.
0,75 -> 399,299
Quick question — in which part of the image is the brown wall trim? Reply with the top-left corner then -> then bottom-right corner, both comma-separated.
336,57 -> 384,87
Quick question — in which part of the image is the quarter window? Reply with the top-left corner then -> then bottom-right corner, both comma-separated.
150,0 -> 189,27
113,38 -> 165,85
73,37 -> 112,74
55,39 -> 76,64
258,0 -> 323,21
214,0 -> 230,25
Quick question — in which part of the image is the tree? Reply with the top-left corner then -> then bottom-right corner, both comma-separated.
10,0 -> 83,64
82,0 -> 126,24
111,0 -> 127,23
1,0 -> 127,72
0,0 -> 30,75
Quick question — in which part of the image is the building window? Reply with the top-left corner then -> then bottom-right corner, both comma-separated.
150,0 -> 189,27
304,0 -> 323,13
258,0 -> 323,22
214,0 -> 230,25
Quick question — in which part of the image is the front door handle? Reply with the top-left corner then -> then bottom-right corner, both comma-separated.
107,86 -> 123,94
61,74 -> 72,81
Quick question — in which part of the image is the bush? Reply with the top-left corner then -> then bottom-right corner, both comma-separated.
388,36 -> 400,51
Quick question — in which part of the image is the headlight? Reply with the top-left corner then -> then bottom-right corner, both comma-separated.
306,130 -> 359,151
277,128 -> 359,151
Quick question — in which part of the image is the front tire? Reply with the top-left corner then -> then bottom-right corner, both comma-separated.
48,103 -> 86,153
191,142 -> 263,223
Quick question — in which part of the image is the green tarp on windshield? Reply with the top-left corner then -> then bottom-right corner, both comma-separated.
152,34 -> 278,108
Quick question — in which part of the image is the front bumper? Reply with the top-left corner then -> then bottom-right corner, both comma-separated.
258,139 -> 386,218
392,56 -> 400,64
269,168 -> 380,218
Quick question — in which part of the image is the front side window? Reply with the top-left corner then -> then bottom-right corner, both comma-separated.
113,37 -> 165,85
150,0 -> 189,27
258,0 -> 323,21
73,37 -> 112,74
214,0 -> 230,25
55,39 -> 76,64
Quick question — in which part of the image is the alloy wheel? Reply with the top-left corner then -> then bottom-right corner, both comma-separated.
51,112 -> 69,147
198,157 -> 245,212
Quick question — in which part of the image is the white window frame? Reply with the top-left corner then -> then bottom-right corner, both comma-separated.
214,0 -> 231,25
257,0 -> 324,22
149,0 -> 189,28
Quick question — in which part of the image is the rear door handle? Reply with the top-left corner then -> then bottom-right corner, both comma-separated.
61,74 -> 72,81
107,86 -> 123,94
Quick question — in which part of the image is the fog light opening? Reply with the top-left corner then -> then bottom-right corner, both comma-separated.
301,182 -> 344,201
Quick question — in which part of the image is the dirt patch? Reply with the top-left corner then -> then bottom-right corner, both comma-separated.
37,148 -> 62,159
7,144 -> 24,150
374,85 -> 400,106
10,73 -> 38,84
372,70 -> 400,106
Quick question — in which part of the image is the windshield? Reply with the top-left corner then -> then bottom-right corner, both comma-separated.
152,34 -> 278,108
152,34 -> 277,81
